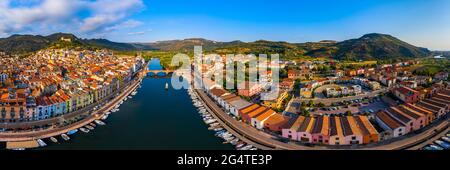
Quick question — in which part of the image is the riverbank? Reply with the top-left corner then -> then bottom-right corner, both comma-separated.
30,59 -> 231,150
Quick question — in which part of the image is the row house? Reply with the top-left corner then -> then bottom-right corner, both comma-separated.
239,104 -> 270,124
393,86 -> 420,103
282,115 -> 379,145
375,111 -> 406,139
0,99 -> 27,123
288,69 -> 313,80
251,109 -> 276,130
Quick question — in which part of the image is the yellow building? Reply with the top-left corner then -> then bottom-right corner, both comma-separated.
262,91 -> 289,110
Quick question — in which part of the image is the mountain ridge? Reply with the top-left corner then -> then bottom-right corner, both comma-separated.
0,33 -> 433,60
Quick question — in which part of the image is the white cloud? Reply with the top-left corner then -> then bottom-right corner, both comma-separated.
128,31 -> 146,36
0,0 -> 145,36
104,20 -> 144,32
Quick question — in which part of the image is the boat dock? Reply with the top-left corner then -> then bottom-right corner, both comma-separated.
6,140 -> 39,150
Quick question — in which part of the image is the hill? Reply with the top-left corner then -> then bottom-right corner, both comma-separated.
0,33 -> 138,55
333,33 -> 431,60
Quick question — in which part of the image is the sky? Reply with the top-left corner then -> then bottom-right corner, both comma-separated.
0,0 -> 449,50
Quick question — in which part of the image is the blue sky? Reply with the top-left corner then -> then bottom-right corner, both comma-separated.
1,0 -> 449,50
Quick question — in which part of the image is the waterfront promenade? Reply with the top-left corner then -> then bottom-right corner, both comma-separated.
0,72 -> 145,142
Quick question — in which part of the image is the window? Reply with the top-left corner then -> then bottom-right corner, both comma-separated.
352,136 -> 356,140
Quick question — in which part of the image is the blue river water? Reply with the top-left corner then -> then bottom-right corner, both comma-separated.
36,59 -> 232,150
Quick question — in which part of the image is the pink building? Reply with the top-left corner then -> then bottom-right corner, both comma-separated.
385,107 -> 413,133
340,116 -> 363,145
282,116 -> 305,140
328,117 -> 345,145
296,117 -> 315,143
390,106 -> 426,131
311,116 -> 330,144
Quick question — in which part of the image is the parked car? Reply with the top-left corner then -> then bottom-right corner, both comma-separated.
429,144 -> 444,150
422,146 -> 438,150
441,137 -> 450,143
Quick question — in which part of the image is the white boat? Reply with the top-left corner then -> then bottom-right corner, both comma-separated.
128,96 -> 132,99
89,123 -> 97,127
85,125 -> 95,130
214,128 -> 223,131
61,134 -> 70,141
95,120 -> 106,126
210,123 -> 220,127
236,143 -> 245,149
224,137 -> 235,142
50,137 -> 58,143
37,139 -> 47,147
101,115 -> 109,120
165,82 -> 169,90
105,112 -> 111,115
250,148 -> 257,150
204,119 -> 217,124
80,127 -> 90,133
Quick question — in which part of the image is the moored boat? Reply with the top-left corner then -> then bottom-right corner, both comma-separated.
80,127 -> 90,133
50,137 -> 58,143
67,129 -> 78,135
95,120 -> 106,125
86,125 -> 95,130
236,143 -> 245,149
37,139 -> 47,147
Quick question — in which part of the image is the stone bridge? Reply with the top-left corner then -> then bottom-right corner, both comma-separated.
145,70 -> 174,75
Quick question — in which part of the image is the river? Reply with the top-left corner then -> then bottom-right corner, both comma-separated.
35,59 -> 231,150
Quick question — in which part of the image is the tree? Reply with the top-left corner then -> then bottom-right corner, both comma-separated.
301,101 -> 306,107
345,111 -> 352,116
308,100 -> 315,107
317,102 -> 325,107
